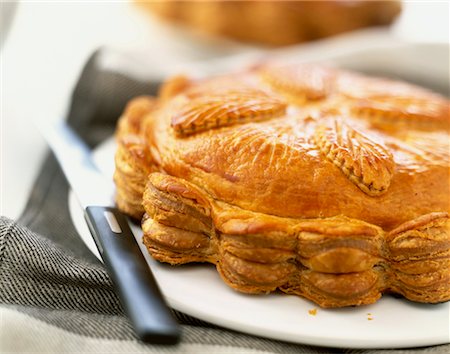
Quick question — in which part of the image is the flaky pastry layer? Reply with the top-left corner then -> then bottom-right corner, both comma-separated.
141,172 -> 450,308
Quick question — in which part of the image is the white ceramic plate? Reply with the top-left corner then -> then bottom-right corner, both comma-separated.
69,137 -> 450,349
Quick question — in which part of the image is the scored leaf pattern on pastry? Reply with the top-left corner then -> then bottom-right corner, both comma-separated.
171,86 -> 287,136
315,118 -> 395,196
352,97 -> 450,130
339,74 -> 450,130
261,64 -> 336,102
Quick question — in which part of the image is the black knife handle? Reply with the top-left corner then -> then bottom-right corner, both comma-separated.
84,206 -> 181,344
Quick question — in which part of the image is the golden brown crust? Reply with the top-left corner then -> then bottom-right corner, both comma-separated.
122,64 -> 448,231
114,62 -> 450,307
339,73 -> 450,131
158,75 -> 191,102
114,96 -> 160,219
114,136 -> 155,219
261,64 -> 337,102
116,96 -> 157,137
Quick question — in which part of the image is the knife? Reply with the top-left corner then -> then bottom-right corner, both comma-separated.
39,121 -> 181,344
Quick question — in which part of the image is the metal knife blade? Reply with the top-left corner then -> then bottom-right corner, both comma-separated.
39,122 -> 114,209
39,122 -> 181,344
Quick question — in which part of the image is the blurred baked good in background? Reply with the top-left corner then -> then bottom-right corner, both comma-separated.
139,0 -> 402,46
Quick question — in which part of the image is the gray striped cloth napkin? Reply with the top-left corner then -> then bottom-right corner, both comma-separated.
0,49 -> 448,354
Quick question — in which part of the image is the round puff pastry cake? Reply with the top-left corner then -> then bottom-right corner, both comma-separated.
114,63 -> 450,308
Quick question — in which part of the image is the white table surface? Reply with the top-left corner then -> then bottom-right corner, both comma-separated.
1,0 -> 449,220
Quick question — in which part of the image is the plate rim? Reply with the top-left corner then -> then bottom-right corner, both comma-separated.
67,138 -> 450,349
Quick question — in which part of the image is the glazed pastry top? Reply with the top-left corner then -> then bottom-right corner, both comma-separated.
139,64 -> 449,229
